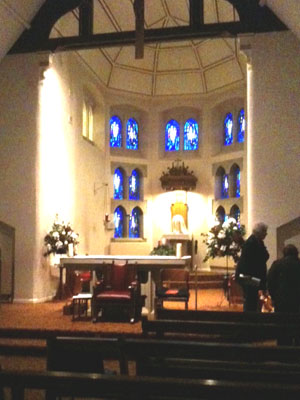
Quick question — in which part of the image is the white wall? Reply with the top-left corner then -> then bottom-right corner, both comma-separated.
248,31 -> 300,264
0,54 -> 39,301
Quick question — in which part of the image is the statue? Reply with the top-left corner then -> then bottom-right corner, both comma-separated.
171,214 -> 188,235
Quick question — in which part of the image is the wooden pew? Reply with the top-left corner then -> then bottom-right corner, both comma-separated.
142,315 -> 300,342
156,308 -> 300,324
46,336 -> 300,385
2,369 -> 300,400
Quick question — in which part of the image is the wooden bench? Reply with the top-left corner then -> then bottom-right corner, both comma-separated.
156,308 -> 300,323
2,369 -> 300,400
142,315 -> 300,342
46,336 -> 300,385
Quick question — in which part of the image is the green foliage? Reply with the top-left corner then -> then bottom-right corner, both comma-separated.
150,244 -> 176,256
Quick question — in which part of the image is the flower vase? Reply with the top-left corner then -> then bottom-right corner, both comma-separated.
49,252 -> 59,267
68,243 -> 74,257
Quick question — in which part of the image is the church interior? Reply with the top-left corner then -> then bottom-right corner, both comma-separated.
0,0 -> 300,397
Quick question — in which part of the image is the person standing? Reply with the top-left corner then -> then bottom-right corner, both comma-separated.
267,244 -> 300,313
236,222 -> 269,311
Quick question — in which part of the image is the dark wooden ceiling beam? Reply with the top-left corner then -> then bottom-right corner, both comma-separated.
9,0 -> 287,55
79,0 -> 93,37
189,0 -> 204,27
134,0 -> 144,59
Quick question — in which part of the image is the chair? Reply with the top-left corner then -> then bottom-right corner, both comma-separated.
92,262 -> 145,323
155,269 -> 190,311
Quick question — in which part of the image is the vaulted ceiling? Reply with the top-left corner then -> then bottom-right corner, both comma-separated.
1,0 -> 299,97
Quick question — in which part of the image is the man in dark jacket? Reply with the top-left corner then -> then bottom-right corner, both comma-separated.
267,244 -> 300,312
236,222 -> 269,311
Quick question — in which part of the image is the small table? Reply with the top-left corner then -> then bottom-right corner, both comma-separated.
72,293 -> 92,321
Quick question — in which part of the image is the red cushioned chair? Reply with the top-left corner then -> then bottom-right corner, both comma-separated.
155,269 -> 190,311
92,262 -> 145,323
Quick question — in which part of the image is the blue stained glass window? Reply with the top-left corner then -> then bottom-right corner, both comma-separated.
114,206 -> 125,238
129,207 -> 141,238
237,109 -> 245,143
126,118 -> 138,150
129,169 -> 140,200
184,119 -> 199,151
110,116 -> 122,148
230,205 -> 241,223
216,206 -> 226,224
224,113 -> 233,146
235,169 -> 241,198
113,168 -> 124,200
221,173 -> 229,199
165,120 -> 180,151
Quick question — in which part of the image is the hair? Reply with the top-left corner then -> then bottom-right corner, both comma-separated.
283,244 -> 299,257
252,222 -> 268,235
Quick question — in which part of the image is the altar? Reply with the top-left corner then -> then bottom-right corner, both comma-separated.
59,254 -> 191,317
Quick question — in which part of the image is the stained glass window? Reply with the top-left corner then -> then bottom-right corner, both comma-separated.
184,119 -> 199,151
224,113 -> 233,146
221,173 -> 229,199
129,169 -> 140,200
126,118 -> 138,150
113,168 -> 124,200
165,120 -> 180,151
237,109 -> 245,143
216,206 -> 226,224
114,206 -> 125,238
110,116 -> 122,148
235,168 -> 241,198
129,207 -> 141,238
230,205 -> 241,223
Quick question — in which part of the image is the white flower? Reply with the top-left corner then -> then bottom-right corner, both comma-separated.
52,232 -> 59,239
220,245 -> 227,252
217,230 -> 226,239
228,217 -> 237,224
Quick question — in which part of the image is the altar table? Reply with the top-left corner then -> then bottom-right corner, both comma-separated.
58,255 -> 191,317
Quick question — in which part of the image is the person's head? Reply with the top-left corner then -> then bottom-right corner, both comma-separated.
283,244 -> 299,258
252,222 -> 268,240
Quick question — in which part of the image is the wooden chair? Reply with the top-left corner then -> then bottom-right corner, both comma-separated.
92,262 -> 145,323
155,269 -> 190,311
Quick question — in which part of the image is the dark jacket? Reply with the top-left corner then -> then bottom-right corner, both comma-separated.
236,234 -> 269,290
267,255 -> 300,312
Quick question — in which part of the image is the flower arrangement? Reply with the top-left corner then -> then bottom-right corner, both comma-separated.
201,218 -> 246,263
150,244 -> 176,256
44,215 -> 79,256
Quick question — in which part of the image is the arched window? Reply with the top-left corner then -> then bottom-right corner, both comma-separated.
224,113 -> 233,146
237,108 -> 245,143
235,168 -> 241,198
221,173 -> 229,199
126,118 -> 138,150
129,169 -> 140,200
165,119 -> 180,151
110,116 -> 122,148
113,168 -> 124,200
229,164 -> 241,198
129,207 -> 142,238
183,119 -> 199,151
215,166 -> 225,200
230,205 -> 241,223
216,206 -> 226,224
114,206 -> 126,238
